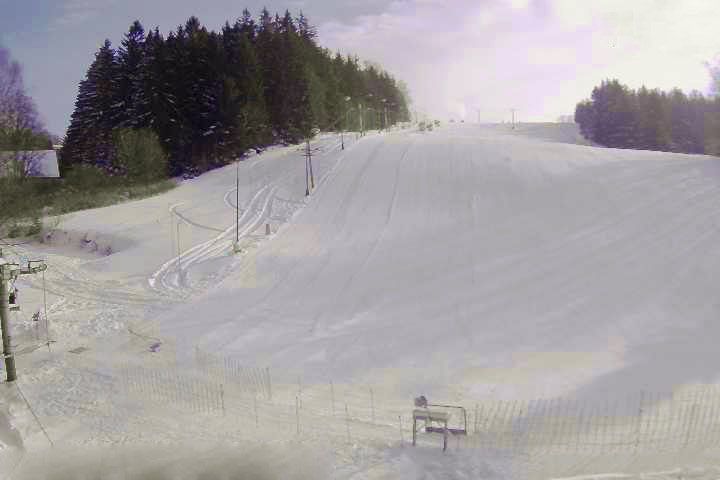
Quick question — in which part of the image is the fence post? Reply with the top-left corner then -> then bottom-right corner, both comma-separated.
474,403 -> 479,434
205,382 -> 210,414
560,399 -> 573,452
699,386 -> 712,447
690,388 -> 703,446
679,390 -> 692,449
634,390 -> 645,451
685,404 -> 698,448
345,404 -> 351,443
575,402 -> 585,453
204,383 -> 209,414
644,391 -> 655,451
487,401 -> 500,449
707,387 -> 720,445
220,384 -> 225,416
598,402 -> 606,454
265,367 -> 272,401
545,398 -> 560,450
506,400 -> 518,450
331,381 -> 336,417
254,394 -> 259,428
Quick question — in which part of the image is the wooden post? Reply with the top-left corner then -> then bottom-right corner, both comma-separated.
254,394 -> 259,428
685,404 -> 698,448
265,367 -> 272,400
220,384 -> 225,416
635,390 -> 645,451
573,400 -> 582,452
346,404 -> 351,443
474,403 -> 479,434
331,381 -> 336,417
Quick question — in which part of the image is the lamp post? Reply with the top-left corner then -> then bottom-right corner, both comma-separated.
342,96 -> 351,150
382,99 -> 388,131
233,157 -> 241,253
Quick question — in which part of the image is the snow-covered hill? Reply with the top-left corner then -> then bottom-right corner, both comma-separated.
4,124 -> 720,479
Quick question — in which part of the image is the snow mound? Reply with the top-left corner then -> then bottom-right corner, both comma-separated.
40,228 -> 134,257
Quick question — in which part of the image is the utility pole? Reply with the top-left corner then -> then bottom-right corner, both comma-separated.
306,139 -> 315,190
234,158 -> 241,253
511,109 -> 516,130
0,250 -> 47,382
342,97 -> 351,150
176,221 -> 181,274
304,145 -> 310,196
359,103 -> 364,137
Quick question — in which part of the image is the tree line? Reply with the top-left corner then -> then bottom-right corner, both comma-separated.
62,10 -> 411,178
575,79 -> 720,155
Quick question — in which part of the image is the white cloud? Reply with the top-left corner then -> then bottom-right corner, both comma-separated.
52,0 -> 119,30
506,0 -> 530,10
319,0 -> 720,123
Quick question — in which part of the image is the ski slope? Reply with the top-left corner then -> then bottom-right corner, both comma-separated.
157,123 -> 720,403
4,123 -> 720,478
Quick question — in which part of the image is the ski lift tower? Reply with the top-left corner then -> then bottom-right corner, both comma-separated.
0,250 -> 47,382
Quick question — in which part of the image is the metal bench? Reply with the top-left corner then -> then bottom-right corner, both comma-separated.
411,400 -> 468,451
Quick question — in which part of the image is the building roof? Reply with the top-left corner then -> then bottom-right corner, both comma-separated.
0,150 -> 60,178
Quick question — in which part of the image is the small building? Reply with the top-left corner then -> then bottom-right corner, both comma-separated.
0,150 -> 60,178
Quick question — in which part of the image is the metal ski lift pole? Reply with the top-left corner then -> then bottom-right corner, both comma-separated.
307,139 -> 315,190
233,158 -> 241,253
0,266 -> 15,382
0,251 -> 47,382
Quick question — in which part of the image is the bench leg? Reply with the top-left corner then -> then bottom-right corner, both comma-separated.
412,417 -> 417,446
443,421 -> 448,451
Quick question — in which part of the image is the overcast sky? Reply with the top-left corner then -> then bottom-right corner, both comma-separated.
2,0 -> 720,136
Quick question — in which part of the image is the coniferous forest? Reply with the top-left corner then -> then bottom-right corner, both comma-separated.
62,9 -> 411,178
575,79 -> 720,156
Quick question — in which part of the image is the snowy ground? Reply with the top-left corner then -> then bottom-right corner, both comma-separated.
3,123 -> 720,478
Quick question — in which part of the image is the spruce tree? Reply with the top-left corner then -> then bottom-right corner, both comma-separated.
64,39 -> 119,172
114,20 -> 146,129
137,27 -> 180,175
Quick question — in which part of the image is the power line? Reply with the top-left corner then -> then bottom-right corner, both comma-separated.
16,383 -> 54,447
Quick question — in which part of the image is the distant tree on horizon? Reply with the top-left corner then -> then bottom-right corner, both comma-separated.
575,78 -> 720,155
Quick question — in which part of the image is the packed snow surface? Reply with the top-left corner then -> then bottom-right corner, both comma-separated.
3,124 -> 720,478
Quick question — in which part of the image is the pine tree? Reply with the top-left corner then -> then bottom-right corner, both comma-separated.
64,39 -> 119,172
114,20 -> 146,129
239,8 -> 257,43
221,20 -> 269,152
669,88 -> 694,152
137,27 -> 180,175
